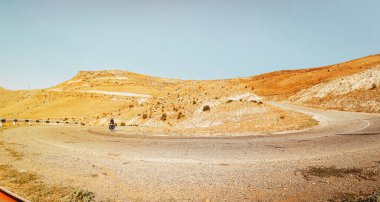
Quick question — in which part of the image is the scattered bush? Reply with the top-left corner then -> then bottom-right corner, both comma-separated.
161,113 -> 167,121
192,100 -> 196,105
203,105 -> 210,112
142,114 -> 148,119
69,189 -> 95,202
258,101 -> 263,105
298,166 -> 376,181
177,112 -> 184,119
120,122 -> 126,126
370,83 -> 377,90
280,115 -> 285,120
226,100 -> 233,104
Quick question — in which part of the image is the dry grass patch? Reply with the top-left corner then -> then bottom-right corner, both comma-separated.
298,166 -> 377,181
0,164 -> 95,202
329,191 -> 380,202
0,140 -> 23,160
4,147 -> 23,160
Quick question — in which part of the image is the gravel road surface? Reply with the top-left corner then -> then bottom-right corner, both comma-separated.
1,102 -> 380,201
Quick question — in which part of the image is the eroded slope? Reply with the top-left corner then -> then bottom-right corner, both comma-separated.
0,71 -> 316,135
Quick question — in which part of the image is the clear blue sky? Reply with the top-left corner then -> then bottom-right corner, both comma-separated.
1,0 -> 379,90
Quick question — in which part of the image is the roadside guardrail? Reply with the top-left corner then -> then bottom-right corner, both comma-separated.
0,118 -> 82,127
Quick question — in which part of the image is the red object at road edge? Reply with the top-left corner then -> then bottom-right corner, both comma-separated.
0,186 -> 28,202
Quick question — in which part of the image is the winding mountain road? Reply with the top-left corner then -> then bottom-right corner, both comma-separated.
1,102 -> 380,201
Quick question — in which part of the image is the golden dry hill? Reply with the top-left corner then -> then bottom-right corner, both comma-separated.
0,71 -> 317,135
0,54 -> 379,135
241,54 -> 380,112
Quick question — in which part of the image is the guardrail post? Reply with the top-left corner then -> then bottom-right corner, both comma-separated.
0,119 -> 5,127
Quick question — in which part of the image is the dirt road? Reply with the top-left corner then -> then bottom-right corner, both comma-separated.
1,102 -> 380,201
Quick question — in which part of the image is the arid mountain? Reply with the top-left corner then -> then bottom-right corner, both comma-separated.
241,54 -> 380,113
243,54 -> 380,98
52,70 -> 180,96
0,71 -> 316,135
0,54 -> 379,134
289,66 -> 380,113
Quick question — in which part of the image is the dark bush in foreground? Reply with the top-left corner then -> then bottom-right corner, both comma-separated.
203,105 -> 210,112
69,189 -> 95,202
177,112 -> 184,119
161,113 -> 167,121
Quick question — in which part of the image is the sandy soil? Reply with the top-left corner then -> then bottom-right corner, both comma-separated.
0,102 -> 380,201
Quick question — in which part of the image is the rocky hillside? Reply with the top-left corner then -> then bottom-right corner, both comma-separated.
1,54 -> 379,134
0,71 -> 316,135
243,54 -> 380,99
242,54 -> 380,113
289,66 -> 380,113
